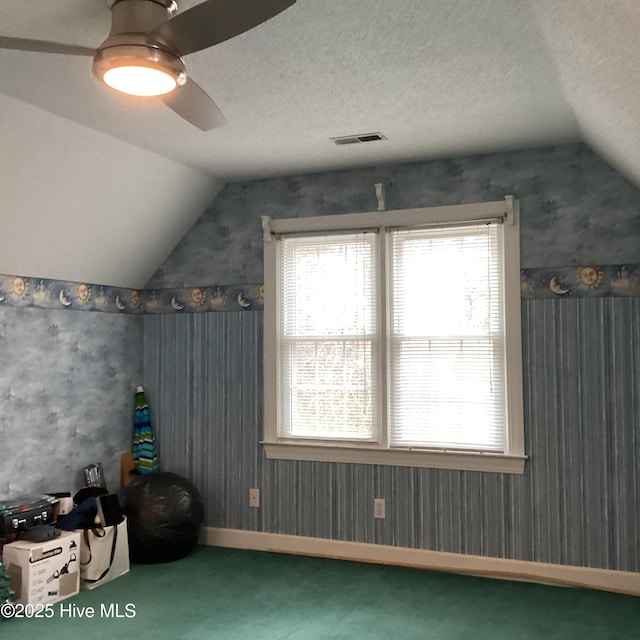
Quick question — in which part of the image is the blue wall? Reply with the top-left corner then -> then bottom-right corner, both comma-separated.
0,307 -> 142,495
144,299 -> 639,570
0,143 -> 636,571
148,144 -> 640,288
143,143 -> 640,571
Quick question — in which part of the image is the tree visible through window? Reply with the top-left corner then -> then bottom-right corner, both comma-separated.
279,233 -> 377,441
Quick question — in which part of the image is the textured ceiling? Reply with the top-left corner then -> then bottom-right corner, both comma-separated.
0,0 -> 638,287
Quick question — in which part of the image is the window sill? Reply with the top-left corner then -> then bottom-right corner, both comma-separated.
262,442 -> 527,474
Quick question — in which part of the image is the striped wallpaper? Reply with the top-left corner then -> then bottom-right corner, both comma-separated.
143,297 -> 640,572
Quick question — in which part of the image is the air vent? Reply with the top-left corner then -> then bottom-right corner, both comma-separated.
331,132 -> 386,146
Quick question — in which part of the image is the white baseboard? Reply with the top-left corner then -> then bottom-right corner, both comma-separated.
200,527 -> 640,597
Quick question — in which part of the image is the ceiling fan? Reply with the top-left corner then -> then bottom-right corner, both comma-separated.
0,0 -> 295,130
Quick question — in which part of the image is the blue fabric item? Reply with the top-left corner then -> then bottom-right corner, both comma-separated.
55,497 -> 98,530
134,387 -> 160,474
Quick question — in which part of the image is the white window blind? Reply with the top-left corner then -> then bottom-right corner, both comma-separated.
388,223 -> 506,452
277,232 -> 378,440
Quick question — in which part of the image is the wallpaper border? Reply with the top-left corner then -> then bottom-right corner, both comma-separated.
0,275 -> 263,314
520,263 -> 640,299
0,263 -> 639,314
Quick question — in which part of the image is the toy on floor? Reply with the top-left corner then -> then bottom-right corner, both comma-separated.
120,472 -> 204,563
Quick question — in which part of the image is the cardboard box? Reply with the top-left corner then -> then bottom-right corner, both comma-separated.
2,530 -> 80,605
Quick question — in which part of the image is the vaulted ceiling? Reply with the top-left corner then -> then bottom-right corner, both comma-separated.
1,1 -> 638,287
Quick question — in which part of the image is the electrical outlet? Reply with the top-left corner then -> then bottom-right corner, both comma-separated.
374,498 -> 385,519
249,488 -> 260,508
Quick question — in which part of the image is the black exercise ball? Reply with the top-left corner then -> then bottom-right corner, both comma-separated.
120,471 -> 204,563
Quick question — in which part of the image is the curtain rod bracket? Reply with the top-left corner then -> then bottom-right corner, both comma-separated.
262,215 -> 273,242
504,195 -> 517,225
375,183 -> 386,211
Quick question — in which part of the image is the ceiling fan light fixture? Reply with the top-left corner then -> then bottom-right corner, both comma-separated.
103,65 -> 177,96
93,45 -> 186,97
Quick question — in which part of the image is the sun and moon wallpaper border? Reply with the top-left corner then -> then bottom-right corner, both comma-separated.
0,264 -> 639,314
0,275 -> 264,314
520,263 -> 640,299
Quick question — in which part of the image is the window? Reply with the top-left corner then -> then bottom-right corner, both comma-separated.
262,198 -> 525,473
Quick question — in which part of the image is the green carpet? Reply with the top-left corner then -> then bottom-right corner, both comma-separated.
3,546 -> 639,639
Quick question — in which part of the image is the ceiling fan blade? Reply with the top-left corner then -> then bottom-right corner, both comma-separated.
0,36 -> 96,57
160,77 -> 226,131
150,0 -> 295,57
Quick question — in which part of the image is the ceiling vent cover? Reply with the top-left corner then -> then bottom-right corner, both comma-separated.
331,132 -> 386,145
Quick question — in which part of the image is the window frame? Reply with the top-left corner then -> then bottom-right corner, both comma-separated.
262,197 -> 526,474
